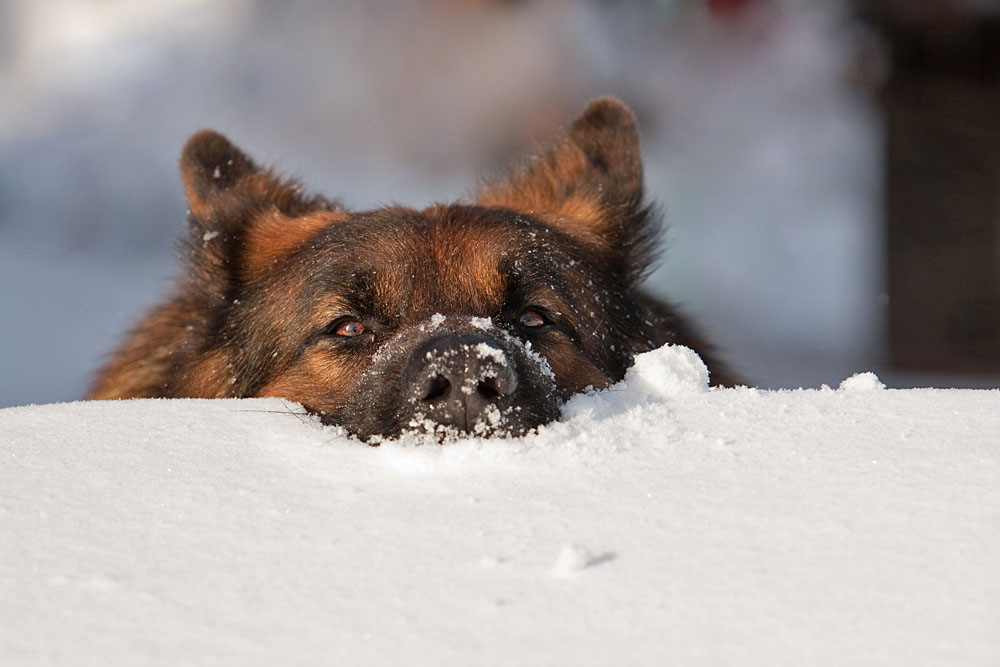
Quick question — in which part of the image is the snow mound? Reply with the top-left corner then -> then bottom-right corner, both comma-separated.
623,344 -> 710,398
563,345 -> 708,427
552,543 -> 595,577
1,365 -> 999,666
838,371 -> 886,392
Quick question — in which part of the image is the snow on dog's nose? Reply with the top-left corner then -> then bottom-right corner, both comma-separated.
405,334 -> 518,434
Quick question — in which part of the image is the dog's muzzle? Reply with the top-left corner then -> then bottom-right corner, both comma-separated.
404,334 -> 518,433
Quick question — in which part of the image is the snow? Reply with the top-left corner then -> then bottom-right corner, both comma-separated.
472,341 -> 507,366
2,345 -> 998,666
839,371 -> 887,392
551,543 -> 601,578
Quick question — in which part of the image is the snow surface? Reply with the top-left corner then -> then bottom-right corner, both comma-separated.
2,345 -> 998,666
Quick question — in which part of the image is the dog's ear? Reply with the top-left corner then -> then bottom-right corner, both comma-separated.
180,130 -> 261,220
476,98 -> 656,281
179,130 -> 345,288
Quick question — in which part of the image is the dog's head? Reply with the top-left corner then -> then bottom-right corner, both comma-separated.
177,98 -> 665,440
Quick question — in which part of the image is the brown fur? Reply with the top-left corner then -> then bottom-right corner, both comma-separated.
477,98 -> 644,258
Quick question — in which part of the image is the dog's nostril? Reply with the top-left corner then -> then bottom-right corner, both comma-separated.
423,375 -> 450,402
477,377 -> 500,401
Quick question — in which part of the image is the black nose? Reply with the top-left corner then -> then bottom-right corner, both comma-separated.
405,335 -> 518,433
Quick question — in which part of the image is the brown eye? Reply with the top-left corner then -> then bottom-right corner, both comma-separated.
518,308 -> 547,328
334,320 -> 365,337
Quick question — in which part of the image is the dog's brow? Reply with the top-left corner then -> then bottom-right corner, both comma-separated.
308,294 -> 356,328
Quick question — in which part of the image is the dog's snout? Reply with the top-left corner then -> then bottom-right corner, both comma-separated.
406,335 -> 518,432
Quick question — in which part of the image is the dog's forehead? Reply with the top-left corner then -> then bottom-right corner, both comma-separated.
313,204 -> 554,319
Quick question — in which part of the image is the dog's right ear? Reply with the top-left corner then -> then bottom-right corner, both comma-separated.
179,131 -> 345,288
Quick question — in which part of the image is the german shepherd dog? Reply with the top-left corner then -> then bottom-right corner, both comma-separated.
88,98 -> 736,440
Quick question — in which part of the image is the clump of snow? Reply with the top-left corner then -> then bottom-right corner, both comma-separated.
473,341 -> 506,365
471,403 -> 505,436
551,543 -> 595,578
561,345 -> 707,425
428,312 -> 446,327
839,371 -> 886,392
202,230 -> 219,242
624,344 -> 710,399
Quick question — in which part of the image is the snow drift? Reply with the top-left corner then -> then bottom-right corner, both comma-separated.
1,346 -> 998,666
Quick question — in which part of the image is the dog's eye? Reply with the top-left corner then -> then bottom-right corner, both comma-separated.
518,308 -> 547,328
332,320 -> 366,337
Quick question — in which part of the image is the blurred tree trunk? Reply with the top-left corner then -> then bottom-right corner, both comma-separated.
860,2 -> 1000,373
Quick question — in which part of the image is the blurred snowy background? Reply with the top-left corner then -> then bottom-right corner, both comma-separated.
1,0 -> 997,409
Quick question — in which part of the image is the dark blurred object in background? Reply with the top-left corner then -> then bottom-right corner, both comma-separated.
859,0 -> 1000,374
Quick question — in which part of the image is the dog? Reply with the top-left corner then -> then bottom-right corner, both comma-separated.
87,98 -> 737,440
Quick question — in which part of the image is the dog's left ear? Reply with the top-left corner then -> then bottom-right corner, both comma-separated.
476,97 -> 655,281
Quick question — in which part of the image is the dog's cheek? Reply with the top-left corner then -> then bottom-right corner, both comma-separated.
538,338 -> 613,397
342,364 -> 411,439
182,348 -> 237,397
255,349 -> 366,415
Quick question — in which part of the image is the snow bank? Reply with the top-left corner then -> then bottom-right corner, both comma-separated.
1,346 -> 998,666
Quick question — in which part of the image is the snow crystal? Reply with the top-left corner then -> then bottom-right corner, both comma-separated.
202,230 -> 219,242
473,342 -> 506,364
471,404 -> 504,435
429,313 -> 446,327
838,371 -> 886,392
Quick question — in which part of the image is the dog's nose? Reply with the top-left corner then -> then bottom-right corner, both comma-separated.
405,335 -> 518,433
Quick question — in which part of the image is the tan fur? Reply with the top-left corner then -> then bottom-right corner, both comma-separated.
243,209 -> 347,279
427,210 -> 508,312
257,351 -> 365,415
180,348 -> 234,398
87,300 -> 198,399
543,334 -> 614,395
475,97 -> 642,252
